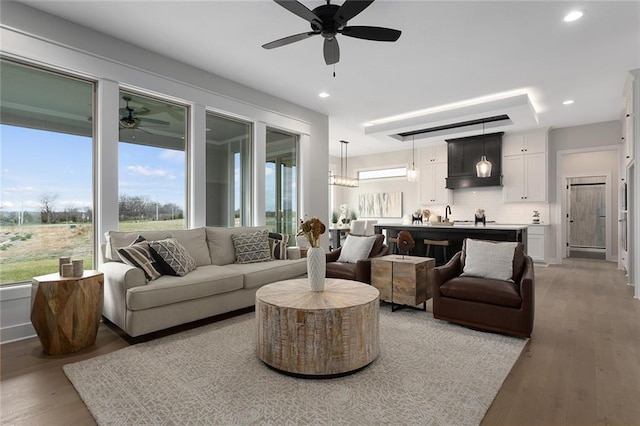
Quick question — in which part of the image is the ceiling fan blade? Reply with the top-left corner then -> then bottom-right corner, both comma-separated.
139,117 -> 170,126
334,0 -> 374,27
274,0 -> 322,28
262,31 -> 318,49
324,37 -> 340,65
341,26 -> 401,42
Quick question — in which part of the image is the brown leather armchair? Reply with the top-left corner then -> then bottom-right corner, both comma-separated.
325,233 -> 388,284
432,240 -> 534,338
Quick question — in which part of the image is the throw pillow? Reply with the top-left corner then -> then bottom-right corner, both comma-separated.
461,239 -> 518,282
232,230 -> 272,264
337,235 -> 377,264
148,238 -> 197,277
268,232 -> 290,260
117,237 -> 163,282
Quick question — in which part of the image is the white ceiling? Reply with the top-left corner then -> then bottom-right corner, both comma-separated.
17,0 -> 640,157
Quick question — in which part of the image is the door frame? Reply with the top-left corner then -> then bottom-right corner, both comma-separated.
561,171 -> 612,261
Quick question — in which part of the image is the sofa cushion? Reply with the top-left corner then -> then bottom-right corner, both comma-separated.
461,239 -> 517,282
268,232 -> 290,260
170,228 -> 211,267
232,230 -> 272,264
337,235 -> 377,263
440,276 -> 522,308
148,238 -> 197,277
105,230 -> 171,261
225,258 -> 307,289
126,265 -> 244,311
206,226 -> 270,265
117,239 -> 163,282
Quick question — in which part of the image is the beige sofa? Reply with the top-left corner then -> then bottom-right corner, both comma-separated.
100,226 -> 307,337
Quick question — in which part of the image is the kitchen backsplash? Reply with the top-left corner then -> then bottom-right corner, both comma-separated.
421,187 -> 549,225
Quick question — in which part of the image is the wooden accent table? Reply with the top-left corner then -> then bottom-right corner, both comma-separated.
255,278 -> 379,377
30,270 -> 104,355
371,255 -> 435,311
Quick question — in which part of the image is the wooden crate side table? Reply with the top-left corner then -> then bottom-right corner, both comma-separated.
371,255 -> 435,311
255,278 -> 379,377
30,270 -> 104,355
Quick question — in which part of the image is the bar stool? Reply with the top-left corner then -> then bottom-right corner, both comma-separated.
424,239 -> 450,265
388,237 -> 399,254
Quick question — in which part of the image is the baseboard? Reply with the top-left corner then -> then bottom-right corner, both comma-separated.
1,322 -> 36,344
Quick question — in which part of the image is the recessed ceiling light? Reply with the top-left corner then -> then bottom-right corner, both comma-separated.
563,10 -> 584,22
563,100 -> 575,105
319,92 -> 330,98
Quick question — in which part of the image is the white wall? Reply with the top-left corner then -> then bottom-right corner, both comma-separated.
0,2 -> 329,343
549,121 -> 622,263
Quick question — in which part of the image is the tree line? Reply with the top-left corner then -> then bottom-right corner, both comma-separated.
0,193 -> 184,225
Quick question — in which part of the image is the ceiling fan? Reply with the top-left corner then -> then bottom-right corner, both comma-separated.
262,0 -> 401,65
119,96 -> 170,130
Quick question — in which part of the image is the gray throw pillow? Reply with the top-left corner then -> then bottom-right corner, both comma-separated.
337,235 -> 377,264
148,238 -> 197,277
461,239 -> 517,282
232,230 -> 272,264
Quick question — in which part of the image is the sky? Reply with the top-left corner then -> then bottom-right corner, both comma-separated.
1,124 -> 186,213
1,124 -> 289,215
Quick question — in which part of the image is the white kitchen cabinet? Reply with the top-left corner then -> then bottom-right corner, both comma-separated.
503,153 -> 547,202
503,131 -> 548,156
623,88 -> 634,166
418,144 -> 447,165
527,225 -> 547,264
419,162 -> 451,205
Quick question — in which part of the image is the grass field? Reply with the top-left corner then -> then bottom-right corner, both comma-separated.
0,219 -> 183,285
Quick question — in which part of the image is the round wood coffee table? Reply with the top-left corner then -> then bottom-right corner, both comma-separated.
255,278 -> 379,377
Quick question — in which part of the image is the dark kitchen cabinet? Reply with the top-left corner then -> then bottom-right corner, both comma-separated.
445,132 -> 503,189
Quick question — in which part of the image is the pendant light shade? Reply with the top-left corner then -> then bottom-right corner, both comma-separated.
476,155 -> 492,178
407,135 -> 420,182
476,122 -> 492,178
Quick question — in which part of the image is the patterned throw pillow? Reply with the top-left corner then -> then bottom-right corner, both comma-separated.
268,232 -> 290,260
232,230 -> 272,264
117,237 -> 163,282
148,238 -> 197,277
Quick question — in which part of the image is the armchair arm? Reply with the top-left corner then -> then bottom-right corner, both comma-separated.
355,258 -> 373,283
433,251 -> 463,287
326,248 -> 342,263
518,255 -> 535,333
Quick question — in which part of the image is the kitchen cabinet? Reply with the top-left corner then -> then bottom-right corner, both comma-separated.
527,225 -> 547,264
503,153 -> 547,202
419,162 -> 452,205
503,131 -> 547,156
623,86 -> 634,166
418,144 -> 447,165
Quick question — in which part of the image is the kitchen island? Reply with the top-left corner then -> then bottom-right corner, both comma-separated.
374,223 -> 528,259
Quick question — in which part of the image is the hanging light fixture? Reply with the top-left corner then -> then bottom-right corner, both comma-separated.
407,134 -> 420,182
329,140 -> 359,187
476,122 -> 492,178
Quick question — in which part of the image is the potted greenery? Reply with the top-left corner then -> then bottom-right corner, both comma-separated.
331,211 -> 339,227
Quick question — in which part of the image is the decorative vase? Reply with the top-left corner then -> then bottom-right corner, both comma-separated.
307,246 -> 326,292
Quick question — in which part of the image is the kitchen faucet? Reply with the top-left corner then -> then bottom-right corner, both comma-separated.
445,205 -> 452,221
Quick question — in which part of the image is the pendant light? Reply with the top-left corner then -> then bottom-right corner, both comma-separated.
328,140 -> 359,187
476,122 -> 492,178
407,134 -> 420,182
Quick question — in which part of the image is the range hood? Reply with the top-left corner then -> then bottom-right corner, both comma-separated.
445,132 -> 503,189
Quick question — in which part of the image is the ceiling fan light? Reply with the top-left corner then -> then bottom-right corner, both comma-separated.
476,156 -> 492,178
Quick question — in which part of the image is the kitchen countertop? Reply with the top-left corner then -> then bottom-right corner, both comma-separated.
375,223 -> 529,230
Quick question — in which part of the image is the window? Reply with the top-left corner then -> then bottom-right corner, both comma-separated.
205,113 -> 252,227
118,90 -> 187,231
0,59 -> 95,285
358,167 -> 407,180
265,129 -> 298,235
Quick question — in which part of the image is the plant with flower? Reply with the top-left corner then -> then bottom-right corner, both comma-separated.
297,216 -> 326,248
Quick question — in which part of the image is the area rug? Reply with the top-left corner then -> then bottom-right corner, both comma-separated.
64,308 -> 527,425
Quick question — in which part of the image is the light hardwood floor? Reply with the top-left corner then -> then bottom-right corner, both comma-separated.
1,259 -> 639,425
